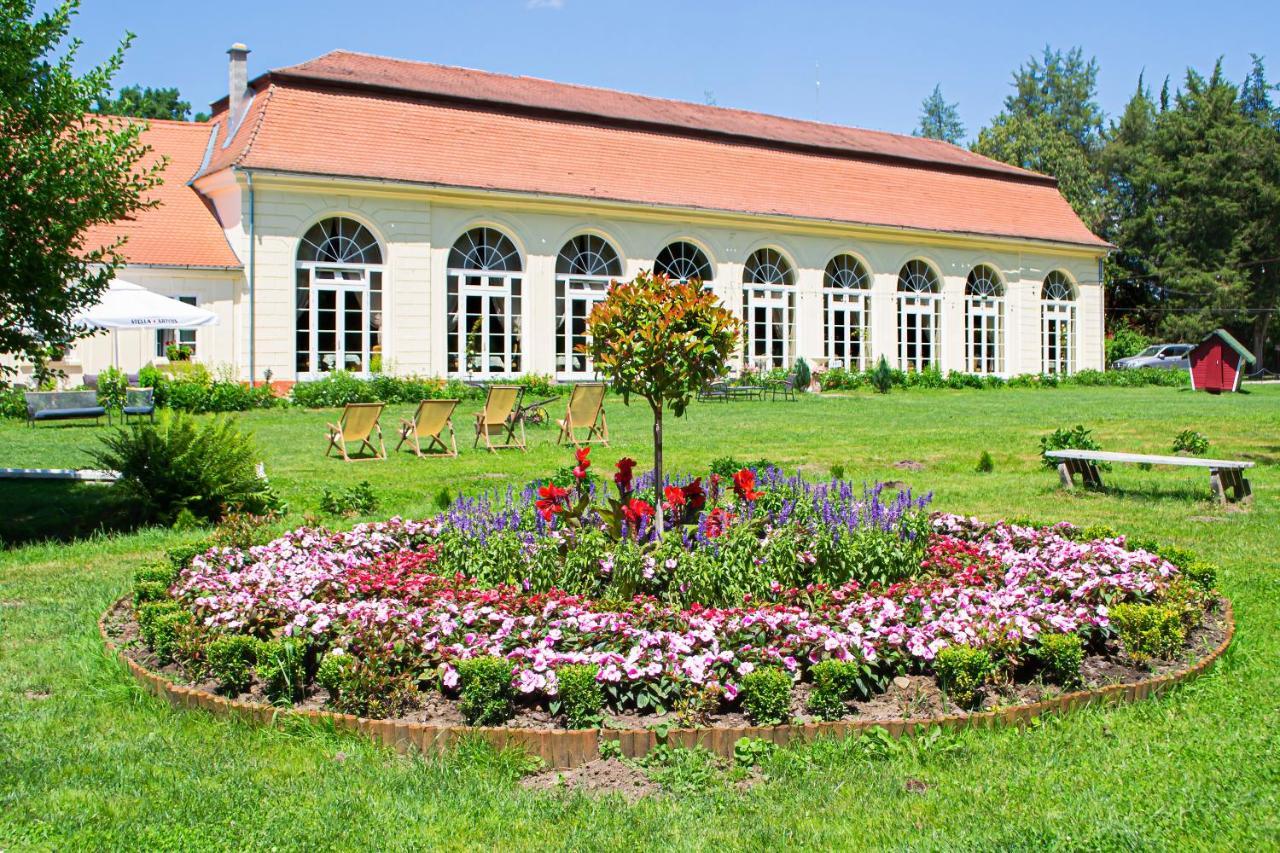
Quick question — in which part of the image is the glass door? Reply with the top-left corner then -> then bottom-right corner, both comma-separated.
556,280 -> 608,378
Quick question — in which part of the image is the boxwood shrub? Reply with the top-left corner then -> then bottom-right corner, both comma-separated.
555,664 -> 603,729
740,666 -> 792,725
457,656 -> 514,725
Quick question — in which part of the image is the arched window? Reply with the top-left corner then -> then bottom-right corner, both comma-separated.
655,241 -> 713,284
1041,271 -> 1077,375
446,227 -> 523,376
896,260 -> 941,372
555,234 -> 622,377
741,248 -> 796,370
295,217 -> 384,377
824,254 -> 871,370
964,265 -> 1004,375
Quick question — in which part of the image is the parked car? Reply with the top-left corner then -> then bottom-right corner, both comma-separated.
1111,343 -> 1193,370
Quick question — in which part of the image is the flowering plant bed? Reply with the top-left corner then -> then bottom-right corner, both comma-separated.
109,452 -> 1229,740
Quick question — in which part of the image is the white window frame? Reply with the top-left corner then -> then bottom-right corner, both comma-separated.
896,260 -> 941,372
964,266 -> 1004,375
155,295 -> 200,360
823,255 -> 871,370
1041,272 -> 1077,375
555,235 -> 621,379
655,240 -> 714,286
446,228 -> 524,378
294,218 -> 385,380
741,249 -> 796,370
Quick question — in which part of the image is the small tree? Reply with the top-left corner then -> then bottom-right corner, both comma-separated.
586,272 -> 739,535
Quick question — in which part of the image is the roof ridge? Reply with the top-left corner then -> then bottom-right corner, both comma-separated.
230,84 -> 276,169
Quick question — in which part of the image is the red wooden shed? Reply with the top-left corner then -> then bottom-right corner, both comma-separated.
1188,329 -> 1256,393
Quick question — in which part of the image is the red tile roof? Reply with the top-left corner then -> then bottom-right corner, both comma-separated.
84,119 -> 241,268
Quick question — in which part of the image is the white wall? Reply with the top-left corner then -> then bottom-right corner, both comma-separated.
196,175 -> 1106,384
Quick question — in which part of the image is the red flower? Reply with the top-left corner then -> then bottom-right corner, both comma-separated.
663,484 -> 687,512
703,507 -> 735,538
621,497 -> 655,526
536,483 -> 570,521
682,478 -> 706,512
614,457 -> 637,495
732,468 -> 764,502
573,446 -> 592,480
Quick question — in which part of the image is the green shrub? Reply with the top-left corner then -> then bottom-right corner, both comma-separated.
0,385 -> 27,419
934,645 -> 994,709
556,664 -> 603,729
315,651 -> 349,696
975,451 -> 994,473
1106,321 -> 1151,365
319,480 -> 379,516
134,562 -> 178,587
89,412 -> 279,526
708,456 -> 775,479
830,463 -> 845,481
740,665 -> 792,725
165,542 -> 210,573
96,366 -> 128,413
132,580 -> 169,606
206,634 -> 259,694
457,656 -> 514,725
870,356 -> 894,394
1110,603 -> 1185,665
317,652 -> 417,718
1039,424 -> 1106,470
255,637 -> 308,704
1034,633 -> 1084,687
150,609 -> 194,664
1172,429 -> 1210,456
792,357 -> 811,391
135,599 -> 181,648
806,659 -> 865,721
1182,561 -> 1218,593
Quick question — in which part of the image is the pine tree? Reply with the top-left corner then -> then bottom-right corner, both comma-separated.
915,84 -> 965,144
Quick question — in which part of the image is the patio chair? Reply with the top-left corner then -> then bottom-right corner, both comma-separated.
473,385 -> 526,452
325,402 -> 387,461
396,399 -> 460,458
768,374 -> 798,402
556,382 -> 609,447
123,387 -> 156,423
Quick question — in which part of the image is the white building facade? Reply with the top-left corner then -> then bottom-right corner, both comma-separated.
43,49 -> 1109,385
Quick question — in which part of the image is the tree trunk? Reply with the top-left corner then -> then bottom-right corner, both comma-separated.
1254,311 -> 1272,374
651,401 -> 664,537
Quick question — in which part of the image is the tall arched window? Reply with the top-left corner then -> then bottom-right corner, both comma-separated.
295,217 -> 383,377
824,254 -> 871,370
964,265 -> 1004,374
897,260 -> 941,372
555,234 -> 622,378
742,248 -> 796,370
1041,271 -> 1077,375
655,241 -> 713,284
447,227 -> 523,376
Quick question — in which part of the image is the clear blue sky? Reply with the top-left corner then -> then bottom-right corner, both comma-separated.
51,0 -> 1280,140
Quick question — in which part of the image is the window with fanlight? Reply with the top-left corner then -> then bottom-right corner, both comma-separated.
654,240 -> 713,285
295,217 -> 383,377
741,248 -> 796,370
896,260 -> 941,372
555,234 -> 621,378
824,254 -> 871,370
964,265 -> 1004,374
446,227 -> 524,377
1041,270 -> 1077,375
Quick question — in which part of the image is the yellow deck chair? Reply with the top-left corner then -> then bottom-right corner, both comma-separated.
473,385 -> 526,452
556,382 -> 609,447
396,399 -> 459,457
325,402 -> 386,461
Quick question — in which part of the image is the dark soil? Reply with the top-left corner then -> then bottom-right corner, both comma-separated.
108,597 -> 1230,730
893,460 -> 927,471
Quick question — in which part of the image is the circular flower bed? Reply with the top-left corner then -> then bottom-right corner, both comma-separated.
118,453 -> 1226,731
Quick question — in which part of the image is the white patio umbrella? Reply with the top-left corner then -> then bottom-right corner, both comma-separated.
72,279 -> 219,367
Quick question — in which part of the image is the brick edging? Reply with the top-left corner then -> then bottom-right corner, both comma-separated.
100,598 -> 1234,769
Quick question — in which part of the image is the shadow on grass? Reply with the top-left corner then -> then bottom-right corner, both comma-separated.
0,480 -> 133,547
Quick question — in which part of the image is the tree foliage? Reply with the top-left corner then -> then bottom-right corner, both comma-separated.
0,0 -> 164,378
915,84 -> 965,144
94,84 -> 208,122
586,272 -> 739,534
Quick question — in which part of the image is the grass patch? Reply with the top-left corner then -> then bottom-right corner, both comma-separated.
1,386 -> 1277,847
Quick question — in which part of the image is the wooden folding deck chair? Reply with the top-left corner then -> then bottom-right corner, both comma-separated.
396,399 -> 459,457
473,385 -> 526,452
556,382 -> 609,447
325,402 -> 386,461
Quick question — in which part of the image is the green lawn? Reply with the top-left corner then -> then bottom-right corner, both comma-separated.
2,386 -> 1278,849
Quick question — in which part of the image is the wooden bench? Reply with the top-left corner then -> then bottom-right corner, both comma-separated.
1045,449 -> 1254,504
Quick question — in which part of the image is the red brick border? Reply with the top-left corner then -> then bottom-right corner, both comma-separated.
101,598 -> 1234,769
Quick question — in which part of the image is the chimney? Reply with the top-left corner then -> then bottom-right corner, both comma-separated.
227,43 -> 250,130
